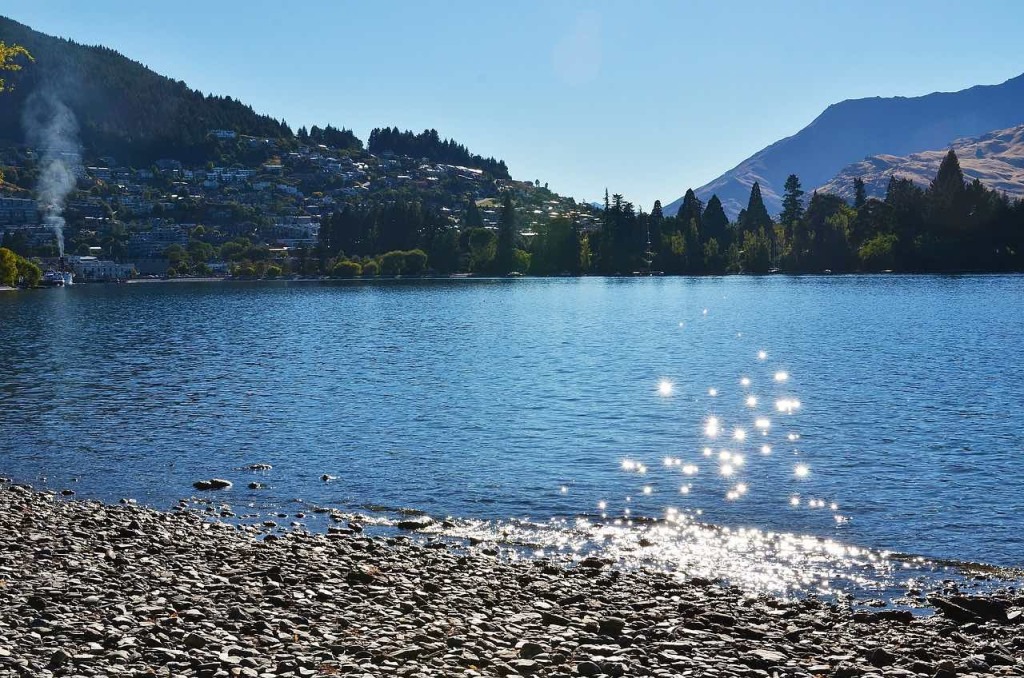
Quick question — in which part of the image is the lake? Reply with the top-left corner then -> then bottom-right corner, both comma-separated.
1,276 -> 1022,596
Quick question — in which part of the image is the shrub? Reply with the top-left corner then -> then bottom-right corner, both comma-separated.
332,260 -> 362,277
361,260 -> 380,276
380,250 -> 406,275
403,249 -> 428,275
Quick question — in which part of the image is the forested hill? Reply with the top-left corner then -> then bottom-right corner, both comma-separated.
368,127 -> 510,179
0,16 -> 292,164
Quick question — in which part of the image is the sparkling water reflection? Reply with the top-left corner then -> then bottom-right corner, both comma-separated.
1,276 -> 1023,596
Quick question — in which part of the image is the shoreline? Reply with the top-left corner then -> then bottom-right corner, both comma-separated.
0,484 -> 1020,677
5,271 -> 1023,291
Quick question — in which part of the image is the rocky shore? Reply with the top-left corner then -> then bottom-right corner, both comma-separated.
0,484 -> 1020,678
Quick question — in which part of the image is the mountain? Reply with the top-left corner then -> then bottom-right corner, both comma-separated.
665,73 -> 1024,218
819,124 -> 1024,202
0,15 -> 293,164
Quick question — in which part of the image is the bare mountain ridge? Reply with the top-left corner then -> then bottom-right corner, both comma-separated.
665,73 -> 1024,218
819,124 -> 1024,202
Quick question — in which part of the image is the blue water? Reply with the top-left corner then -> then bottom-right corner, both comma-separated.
1,276 -> 1022,579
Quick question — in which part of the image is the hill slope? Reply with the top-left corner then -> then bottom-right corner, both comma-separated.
666,73 -> 1024,218
818,124 -> 1024,202
0,15 -> 292,164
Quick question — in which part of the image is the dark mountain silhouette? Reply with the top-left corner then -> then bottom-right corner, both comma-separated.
666,73 -> 1024,218
0,15 -> 293,164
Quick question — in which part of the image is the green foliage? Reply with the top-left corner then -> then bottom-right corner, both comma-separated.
464,200 -> 484,229
739,182 -> 773,235
578,232 -> 592,272
265,265 -> 282,278
466,228 -> 496,272
361,259 -> 379,276
425,228 -> 460,274
494,193 -> 517,274
740,229 -> 772,273
780,174 -> 804,242
368,127 -> 509,179
379,250 -> 406,275
402,249 -> 428,275
858,234 -> 898,271
530,217 -> 581,275
332,260 -> 362,277
512,248 -> 531,274
703,237 -> 725,274
596,193 -> 643,274
305,124 -> 361,151
702,195 -> 730,248
0,40 -> 32,92
0,246 -> 17,286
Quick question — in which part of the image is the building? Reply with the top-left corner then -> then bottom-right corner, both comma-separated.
66,256 -> 136,281
127,223 -> 188,258
0,197 -> 39,226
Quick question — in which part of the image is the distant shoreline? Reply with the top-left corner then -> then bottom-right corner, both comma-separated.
5,271 -> 1022,291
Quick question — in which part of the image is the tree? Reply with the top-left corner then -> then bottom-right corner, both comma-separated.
0,42 -> 32,92
853,177 -> 867,210
380,250 -> 406,275
649,200 -> 665,254
0,247 -> 18,286
531,217 -> 580,275
740,182 -> 773,234
779,174 -> 805,232
494,192 -> 517,274
858,234 -> 898,271
466,228 -> 496,272
332,260 -> 362,277
740,229 -> 772,273
702,195 -> 730,247
464,200 -> 484,229
677,189 -> 703,237
402,249 -> 428,275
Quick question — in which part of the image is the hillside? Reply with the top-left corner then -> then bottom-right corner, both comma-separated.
819,124 -> 1024,202
0,15 -> 293,164
665,73 -> 1024,218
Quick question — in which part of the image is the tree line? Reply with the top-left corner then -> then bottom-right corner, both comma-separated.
593,149 -> 1024,275
309,149 -> 1024,278
367,127 -> 510,179
0,246 -> 41,287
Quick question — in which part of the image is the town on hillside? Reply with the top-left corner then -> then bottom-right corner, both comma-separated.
0,129 -> 601,283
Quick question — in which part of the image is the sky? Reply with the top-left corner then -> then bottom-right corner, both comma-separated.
5,1 -> 1024,208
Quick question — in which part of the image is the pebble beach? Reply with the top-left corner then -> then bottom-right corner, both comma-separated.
0,483 -> 1021,678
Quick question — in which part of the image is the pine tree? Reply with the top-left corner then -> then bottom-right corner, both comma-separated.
740,182 -> 773,234
853,177 -> 867,210
677,189 -> 704,237
649,200 -> 664,259
780,175 -> 804,227
930,149 -> 966,198
494,192 -> 516,274
703,195 -> 730,247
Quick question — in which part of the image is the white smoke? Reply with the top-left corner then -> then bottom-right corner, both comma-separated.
22,88 -> 81,257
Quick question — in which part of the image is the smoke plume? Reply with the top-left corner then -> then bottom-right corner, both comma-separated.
22,88 -> 82,257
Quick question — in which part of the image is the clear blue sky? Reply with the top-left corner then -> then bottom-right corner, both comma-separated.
6,1 -> 1024,208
